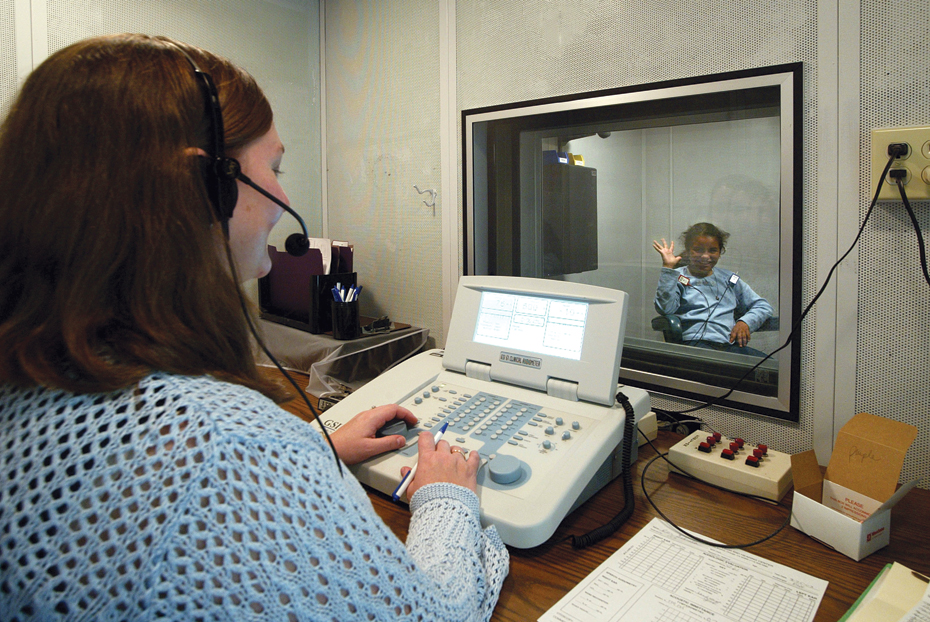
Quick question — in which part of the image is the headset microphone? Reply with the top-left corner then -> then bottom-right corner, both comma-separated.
234,169 -> 310,257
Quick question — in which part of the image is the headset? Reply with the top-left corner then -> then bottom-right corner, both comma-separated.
179,47 -> 311,257
174,43 -> 343,474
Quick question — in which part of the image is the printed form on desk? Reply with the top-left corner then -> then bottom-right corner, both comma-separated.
540,518 -> 828,622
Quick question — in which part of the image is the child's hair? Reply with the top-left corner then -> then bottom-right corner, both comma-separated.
681,222 -> 729,254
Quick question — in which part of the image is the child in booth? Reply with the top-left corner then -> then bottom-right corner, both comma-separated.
652,222 -> 773,356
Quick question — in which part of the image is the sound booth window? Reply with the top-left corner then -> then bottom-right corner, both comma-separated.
463,64 -> 802,420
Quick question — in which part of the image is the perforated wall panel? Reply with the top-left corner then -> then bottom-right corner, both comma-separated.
857,0 -> 930,487
456,0 -> 820,454
325,0 -> 443,337
0,0 -> 16,117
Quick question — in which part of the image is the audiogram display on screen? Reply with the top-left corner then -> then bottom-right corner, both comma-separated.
473,291 -> 588,360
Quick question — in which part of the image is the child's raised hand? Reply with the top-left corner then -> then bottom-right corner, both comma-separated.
652,239 -> 681,269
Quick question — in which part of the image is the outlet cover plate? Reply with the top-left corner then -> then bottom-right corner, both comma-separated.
871,126 -> 930,201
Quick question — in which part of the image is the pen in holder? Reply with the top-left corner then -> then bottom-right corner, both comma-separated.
331,299 -> 360,340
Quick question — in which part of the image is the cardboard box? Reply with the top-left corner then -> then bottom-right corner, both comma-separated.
790,412 -> 920,561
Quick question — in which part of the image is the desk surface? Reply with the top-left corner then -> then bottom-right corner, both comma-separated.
270,368 -> 930,622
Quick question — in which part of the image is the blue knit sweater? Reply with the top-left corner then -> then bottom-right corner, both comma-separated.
0,373 -> 509,621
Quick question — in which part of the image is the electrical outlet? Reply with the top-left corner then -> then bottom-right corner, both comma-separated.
871,126 -> 930,201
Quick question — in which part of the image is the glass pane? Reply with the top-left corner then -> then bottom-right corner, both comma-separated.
465,65 -> 801,420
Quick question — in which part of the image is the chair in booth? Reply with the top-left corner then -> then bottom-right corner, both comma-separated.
651,314 -> 779,344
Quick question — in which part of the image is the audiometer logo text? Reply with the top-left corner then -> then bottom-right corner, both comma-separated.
500,352 -> 541,369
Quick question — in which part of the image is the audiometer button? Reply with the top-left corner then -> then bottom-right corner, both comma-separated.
488,455 -> 523,484
571,421 -> 580,430
562,431 -> 571,440
422,391 -> 430,398
414,397 -> 423,405
555,417 -> 563,426
542,440 -> 552,450
545,426 -> 554,435
431,386 -> 440,392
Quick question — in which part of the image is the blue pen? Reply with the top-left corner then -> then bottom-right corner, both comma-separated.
392,422 -> 449,502
331,286 -> 341,301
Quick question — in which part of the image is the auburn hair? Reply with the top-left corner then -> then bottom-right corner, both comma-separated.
0,33 -> 286,400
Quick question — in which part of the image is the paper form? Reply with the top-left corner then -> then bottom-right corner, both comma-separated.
307,238 -> 332,274
539,517 -> 828,622
901,582 -> 930,622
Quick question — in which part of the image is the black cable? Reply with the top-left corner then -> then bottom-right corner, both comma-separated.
894,178 -> 930,287
683,281 -> 729,347
223,240 -> 344,476
664,150 -> 903,418
569,391 -> 636,549
637,429 -> 792,549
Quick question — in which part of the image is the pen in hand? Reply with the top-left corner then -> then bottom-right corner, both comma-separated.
392,422 -> 449,502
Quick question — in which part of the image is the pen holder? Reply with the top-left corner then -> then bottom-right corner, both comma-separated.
331,299 -> 360,340
309,272 -> 357,334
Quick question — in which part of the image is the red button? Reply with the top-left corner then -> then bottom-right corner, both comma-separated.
758,444 -> 768,455
746,455 -> 760,467
729,442 -> 740,452
734,438 -> 745,448
721,449 -> 735,460
699,442 -> 712,453
706,436 -> 717,446
713,432 -> 722,442
753,448 -> 764,458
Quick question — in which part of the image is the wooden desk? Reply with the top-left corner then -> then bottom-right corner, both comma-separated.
271,369 -> 930,622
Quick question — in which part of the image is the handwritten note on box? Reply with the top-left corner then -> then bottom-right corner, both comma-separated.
824,412 -> 918,506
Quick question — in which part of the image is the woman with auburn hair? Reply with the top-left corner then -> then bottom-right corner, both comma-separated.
0,34 -> 507,620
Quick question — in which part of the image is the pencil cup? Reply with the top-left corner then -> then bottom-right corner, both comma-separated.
331,300 -> 360,340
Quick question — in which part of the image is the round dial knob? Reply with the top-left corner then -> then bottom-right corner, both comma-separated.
488,455 -> 523,485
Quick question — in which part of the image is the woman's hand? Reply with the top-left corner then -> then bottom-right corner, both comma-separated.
401,433 -> 480,500
652,238 -> 681,269
329,404 -> 417,465
730,320 -> 752,347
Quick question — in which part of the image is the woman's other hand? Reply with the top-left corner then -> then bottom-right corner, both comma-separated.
401,433 -> 480,500
330,404 -> 417,465
652,238 -> 681,268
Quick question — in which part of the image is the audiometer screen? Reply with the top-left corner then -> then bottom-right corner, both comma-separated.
473,291 -> 588,360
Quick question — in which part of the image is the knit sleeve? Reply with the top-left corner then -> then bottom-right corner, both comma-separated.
165,381 -> 510,622
408,484 -> 510,622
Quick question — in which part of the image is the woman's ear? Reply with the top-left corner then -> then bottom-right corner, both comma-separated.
184,147 -> 209,157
